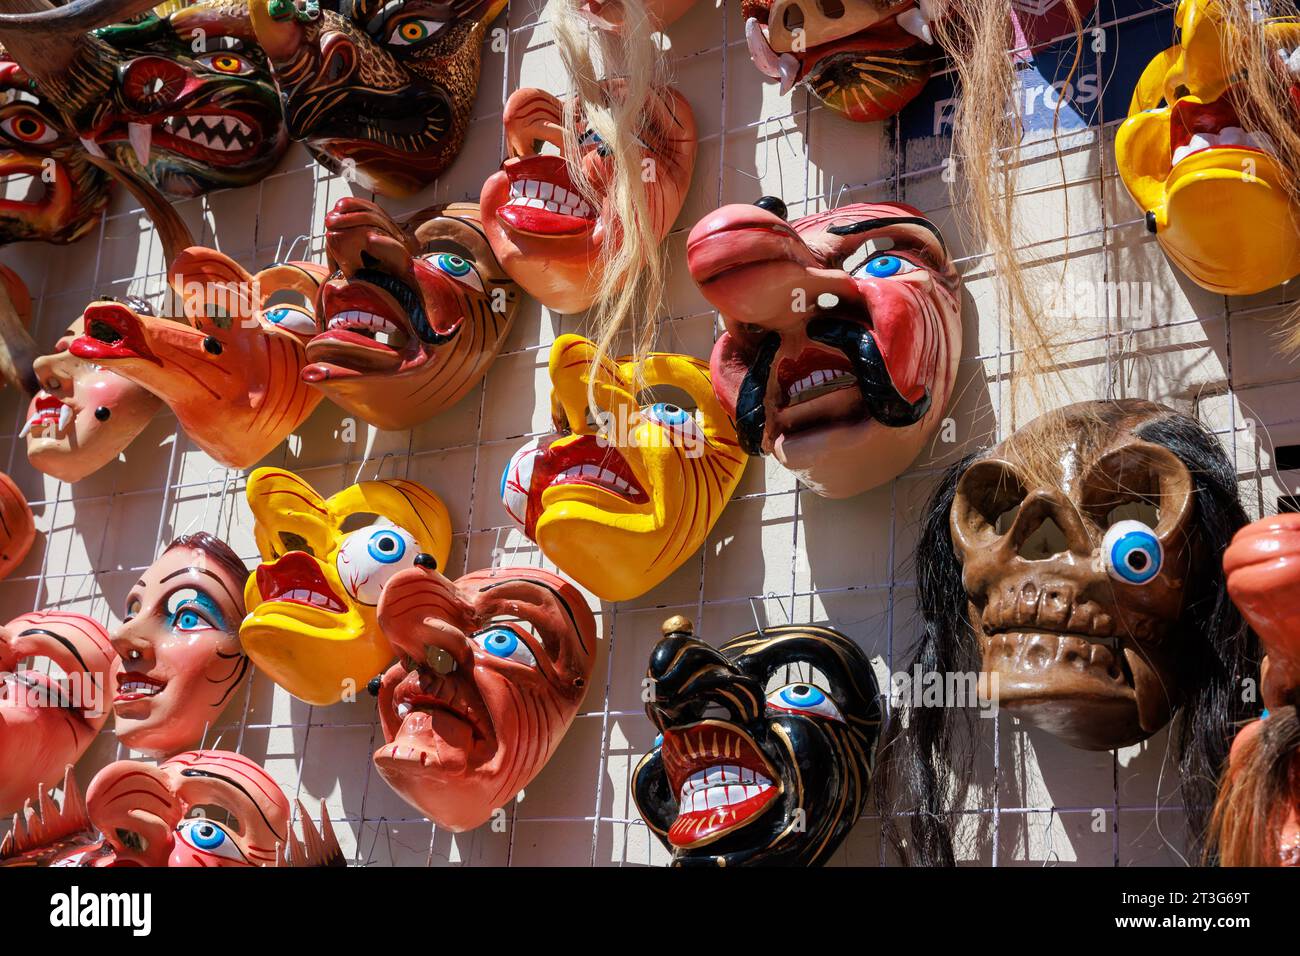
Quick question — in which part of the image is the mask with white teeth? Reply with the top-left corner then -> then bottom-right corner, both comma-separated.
634,617 -> 882,867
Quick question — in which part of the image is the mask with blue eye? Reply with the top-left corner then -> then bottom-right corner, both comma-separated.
578,127 -> 611,158
428,252 -> 484,293
472,626 -> 538,667
164,587 -> 226,632
336,523 -> 420,606
853,253 -> 919,279
175,817 -> 246,863
263,304 -> 317,336
641,403 -> 703,446
766,682 -> 845,721
1102,520 -> 1163,585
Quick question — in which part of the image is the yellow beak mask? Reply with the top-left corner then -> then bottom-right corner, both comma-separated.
501,335 -> 746,602
1116,0 -> 1300,295
241,468 -> 452,704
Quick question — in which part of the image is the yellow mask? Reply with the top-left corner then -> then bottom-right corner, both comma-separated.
1115,0 -> 1300,295
241,468 -> 451,704
501,335 -> 746,602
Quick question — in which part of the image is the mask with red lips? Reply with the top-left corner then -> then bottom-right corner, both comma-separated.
633,617 -> 881,866
0,611 -> 118,816
373,561 -> 597,831
690,197 -> 962,499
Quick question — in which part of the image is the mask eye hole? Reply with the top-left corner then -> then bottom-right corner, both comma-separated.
1102,520 -> 1163,585
279,531 -> 314,557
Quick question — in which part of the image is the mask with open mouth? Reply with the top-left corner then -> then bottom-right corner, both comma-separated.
0,611 -> 118,816
633,616 -> 881,866
242,467 -> 452,705
480,82 -> 697,314
250,0 -> 507,196
112,533 -> 250,758
0,470 -> 34,580
303,197 -> 521,430
501,334 -> 746,602
743,0 -> 943,122
691,197 -> 962,499
68,248 -> 328,469
0,50 -> 110,245
24,311 -> 163,484
1116,0 -> 1300,295
373,562 -> 597,831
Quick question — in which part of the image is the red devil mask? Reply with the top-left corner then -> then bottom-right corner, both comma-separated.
374,561 -> 597,831
690,198 -> 962,498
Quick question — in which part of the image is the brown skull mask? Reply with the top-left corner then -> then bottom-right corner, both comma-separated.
951,401 -> 1197,750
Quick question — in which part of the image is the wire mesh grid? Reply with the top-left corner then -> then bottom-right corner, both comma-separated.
0,0 -> 1294,866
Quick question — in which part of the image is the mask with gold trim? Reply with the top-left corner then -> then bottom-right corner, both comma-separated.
501,334 -> 746,602
634,617 -> 881,866
303,197 -> 521,430
1116,0 -> 1300,295
242,467 -> 452,705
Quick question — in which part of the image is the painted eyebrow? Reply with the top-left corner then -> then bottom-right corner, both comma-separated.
179,769 -> 285,841
159,566 -> 240,607
826,216 -> 947,253
17,627 -> 89,672
477,577 -> 589,656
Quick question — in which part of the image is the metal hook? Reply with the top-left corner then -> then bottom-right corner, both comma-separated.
748,596 -> 766,636
766,591 -> 791,624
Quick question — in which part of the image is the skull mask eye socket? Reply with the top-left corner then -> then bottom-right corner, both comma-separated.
1077,442 -> 1194,544
951,459 -> 1029,549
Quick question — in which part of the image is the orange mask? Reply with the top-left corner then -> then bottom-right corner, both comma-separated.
0,470 -> 34,580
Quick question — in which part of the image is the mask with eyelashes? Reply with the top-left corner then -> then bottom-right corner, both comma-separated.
500,334 -> 747,602
241,467 -> 452,705
633,617 -> 882,866
373,562 -> 597,831
690,197 -> 962,499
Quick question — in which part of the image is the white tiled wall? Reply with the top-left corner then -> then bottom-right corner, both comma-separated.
1,0 -> 1296,866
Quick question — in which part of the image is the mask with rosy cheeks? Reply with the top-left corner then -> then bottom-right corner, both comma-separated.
743,0 -> 943,122
0,470 -> 34,580
480,83 -> 697,314
0,52 -> 110,245
68,248 -> 328,469
24,314 -> 163,484
0,612 -> 118,816
303,197 -> 521,430
242,467 -> 452,705
1116,0 -> 1300,295
689,198 -> 962,499
373,563 -> 597,831
501,335 -> 747,602
112,534 -> 250,757
85,750 -> 291,867
250,0 -> 507,196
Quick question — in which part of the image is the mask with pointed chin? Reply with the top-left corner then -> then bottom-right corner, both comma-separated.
0,611 -> 118,816
67,248 -> 327,469
241,467 -> 452,705
374,563 -> 597,831
303,197 -> 521,430
633,617 -> 881,866
112,533 -> 250,758
85,750 -> 291,867
501,334 -> 747,602
689,198 -> 961,499
480,82 -> 697,314
1116,0 -> 1300,295
0,52 -> 110,245
0,470 -> 34,580
249,0 -> 507,196
25,313 -> 162,484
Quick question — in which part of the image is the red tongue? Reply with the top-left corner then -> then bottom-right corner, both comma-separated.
498,203 -> 593,236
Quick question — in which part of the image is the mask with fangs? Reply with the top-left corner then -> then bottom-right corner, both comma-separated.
0,470 -> 34,580
500,334 -> 747,602
633,616 -> 881,866
241,467 -> 452,705
373,562 -> 597,831
302,197 -> 521,430
0,611 -> 118,816
689,197 -> 962,499
0,768 -> 115,867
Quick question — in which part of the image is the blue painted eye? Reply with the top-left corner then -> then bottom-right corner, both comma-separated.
175,818 -> 245,862
430,253 -> 484,292
175,610 -> 204,631
337,523 -> 420,606
856,253 -> 918,279
1103,520 -> 1163,585
262,304 -> 316,335
367,530 -> 407,564
642,403 -> 703,444
653,733 -> 663,748
765,682 -> 844,721
473,626 -> 537,667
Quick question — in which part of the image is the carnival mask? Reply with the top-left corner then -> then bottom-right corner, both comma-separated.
0,611 -> 117,815
743,0 -> 940,122
112,533 -> 250,757
691,198 -> 962,499
0,768 -> 114,867
24,313 -> 162,484
0,470 -> 35,580
85,749 -> 290,866
1115,0 -> 1300,295
373,563 -> 597,831
633,617 -> 880,866
502,335 -> 746,602
250,0 -> 507,196
242,467 -> 452,704
303,197 -> 521,430
480,83 -> 697,314
0,50 -> 110,245
68,248 -> 327,469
